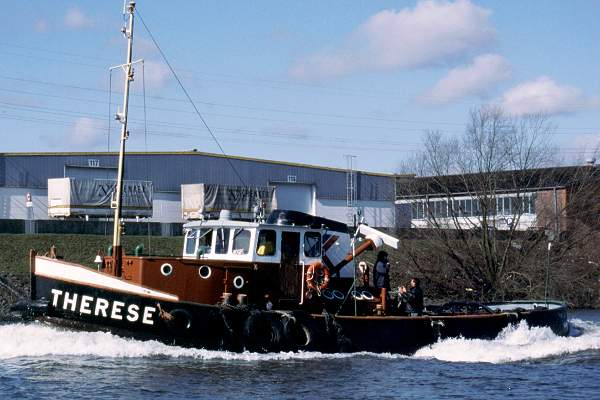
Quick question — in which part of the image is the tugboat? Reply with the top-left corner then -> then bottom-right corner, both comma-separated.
15,1 -> 569,354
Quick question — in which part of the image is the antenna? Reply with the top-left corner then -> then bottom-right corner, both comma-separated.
345,154 -> 357,226
110,0 -> 137,276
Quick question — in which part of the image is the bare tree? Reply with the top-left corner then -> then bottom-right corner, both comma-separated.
394,106 -> 599,304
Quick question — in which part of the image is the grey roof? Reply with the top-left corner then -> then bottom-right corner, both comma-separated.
395,166 -> 600,199
0,151 -> 395,201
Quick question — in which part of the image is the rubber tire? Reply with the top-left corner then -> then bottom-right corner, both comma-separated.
166,308 -> 193,337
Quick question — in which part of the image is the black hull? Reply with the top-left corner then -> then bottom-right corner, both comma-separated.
317,303 -> 569,354
21,276 -> 569,354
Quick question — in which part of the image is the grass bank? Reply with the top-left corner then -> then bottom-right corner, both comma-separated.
0,234 -> 182,286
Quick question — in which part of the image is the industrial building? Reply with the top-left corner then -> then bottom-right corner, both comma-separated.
0,152 -> 396,234
394,165 -> 600,233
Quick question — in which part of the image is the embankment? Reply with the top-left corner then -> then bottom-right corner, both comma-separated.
0,234 -> 181,316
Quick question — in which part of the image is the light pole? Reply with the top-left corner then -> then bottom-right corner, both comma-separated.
544,229 -> 555,306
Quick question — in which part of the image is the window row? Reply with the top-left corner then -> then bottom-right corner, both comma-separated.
185,228 -> 322,258
411,194 -> 537,220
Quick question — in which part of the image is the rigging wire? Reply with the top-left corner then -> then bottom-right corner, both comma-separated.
1,112 -> 595,155
107,73 -> 112,154
2,42 -> 599,108
105,70 -> 114,237
134,9 -> 246,186
5,90 -> 599,141
0,75 -> 597,132
0,91 -> 469,134
0,113 -> 423,152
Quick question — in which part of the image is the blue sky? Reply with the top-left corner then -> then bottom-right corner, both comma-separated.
1,0 -> 599,173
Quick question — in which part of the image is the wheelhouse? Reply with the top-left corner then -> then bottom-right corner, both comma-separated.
183,220 -> 327,265
182,209 -> 353,273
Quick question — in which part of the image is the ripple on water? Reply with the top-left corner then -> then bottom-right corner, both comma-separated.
0,314 -> 599,399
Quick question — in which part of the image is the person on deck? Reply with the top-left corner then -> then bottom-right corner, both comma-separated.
373,251 -> 390,313
358,261 -> 370,288
399,278 -> 424,316
256,235 -> 275,256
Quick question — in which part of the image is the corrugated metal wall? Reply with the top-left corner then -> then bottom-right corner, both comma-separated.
0,155 -> 5,187
0,153 -> 394,201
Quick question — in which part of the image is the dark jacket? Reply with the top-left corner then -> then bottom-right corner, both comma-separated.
373,261 -> 390,290
401,286 -> 424,314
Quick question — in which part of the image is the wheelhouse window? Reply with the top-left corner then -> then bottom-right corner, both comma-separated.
304,232 -> 321,257
185,229 -> 198,255
232,228 -> 251,255
215,228 -> 231,254
197,228 -> 213,256
256,229 -> 276,256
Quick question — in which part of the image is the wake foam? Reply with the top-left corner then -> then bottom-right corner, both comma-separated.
414,318 -> 600,363
1,318 -> 598,363
0,322 -> 396,361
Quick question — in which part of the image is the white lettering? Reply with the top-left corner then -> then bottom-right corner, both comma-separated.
126,304 -> 140,322
51,289 -> 63,307
111,301 -> 125,320
79,295 -> 94,315
62,292 -> 78,312
142,306 -> 156,325
94,298 -> 109,317
49,290 -> 159,326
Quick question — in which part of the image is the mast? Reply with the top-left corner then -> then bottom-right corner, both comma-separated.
111,0 -> 136,274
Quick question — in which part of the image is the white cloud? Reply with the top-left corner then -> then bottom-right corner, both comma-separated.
497,76 -> 591,116
64,7 -> 93,29
69,117 -> 105,147
423,53 -> 511,104
40,117 -> 105,149
290,0 -> 495,80
142,60 -> 170,89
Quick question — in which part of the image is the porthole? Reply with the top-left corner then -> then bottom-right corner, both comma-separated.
198,265 -> 212,279
160,263 -> 173,276
233,275 -> 245,289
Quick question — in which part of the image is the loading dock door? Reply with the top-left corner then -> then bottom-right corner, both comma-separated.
273,183 -> 315,215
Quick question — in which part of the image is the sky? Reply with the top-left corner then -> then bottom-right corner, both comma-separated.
1,0 -> 599,173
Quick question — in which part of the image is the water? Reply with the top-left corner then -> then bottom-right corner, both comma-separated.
1,310 -> 599,399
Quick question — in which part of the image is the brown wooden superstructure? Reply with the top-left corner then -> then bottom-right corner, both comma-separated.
100,210 -> 363,309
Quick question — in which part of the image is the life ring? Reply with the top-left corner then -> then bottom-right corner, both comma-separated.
351,290 -> 364,300
305,261 -> 330,293
361,290 -> 374,300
